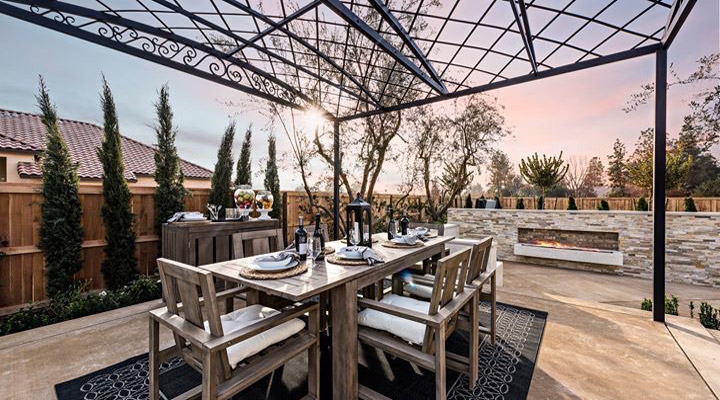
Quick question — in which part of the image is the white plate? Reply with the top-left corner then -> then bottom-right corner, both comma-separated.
255,256 -> 294,268
337,246 -> 365,260
251,260 -> 298,272
182,216 -> 206,221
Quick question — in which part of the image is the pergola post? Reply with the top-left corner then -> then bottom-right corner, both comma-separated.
333,120 -> 341,240
652,48 -> 667,323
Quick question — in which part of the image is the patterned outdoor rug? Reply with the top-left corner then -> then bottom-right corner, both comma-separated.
55,302 -> 546,400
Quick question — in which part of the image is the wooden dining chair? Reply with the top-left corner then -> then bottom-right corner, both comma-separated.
232,228 -> 285,258
403,236 -> 496,344
356,249 -> 478,400
150,258 -> 320,400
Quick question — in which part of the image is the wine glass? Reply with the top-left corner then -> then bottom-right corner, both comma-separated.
309,236 -> 323,267
348,228 -> 359,248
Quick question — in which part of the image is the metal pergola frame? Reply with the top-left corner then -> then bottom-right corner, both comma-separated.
0,0 -> 698,326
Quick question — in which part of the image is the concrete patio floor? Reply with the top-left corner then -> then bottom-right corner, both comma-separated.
0,263 -> 718,399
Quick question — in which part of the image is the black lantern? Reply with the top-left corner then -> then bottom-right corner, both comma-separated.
345,194 -> 373,247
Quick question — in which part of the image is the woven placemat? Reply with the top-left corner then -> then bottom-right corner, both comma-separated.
325,254 -> 370,266
323,247 -> 336,255
238,262 -> 308,280
381,241 -> 425,249
340,237 -> 379,244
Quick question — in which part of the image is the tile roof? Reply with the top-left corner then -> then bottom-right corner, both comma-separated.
0,109 -> 212,181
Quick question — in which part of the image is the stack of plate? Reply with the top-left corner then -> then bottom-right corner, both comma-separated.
337,246 -> 365,260
251,256 -> 298,272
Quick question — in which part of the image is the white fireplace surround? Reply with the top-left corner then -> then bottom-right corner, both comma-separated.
514,243 -> 623,266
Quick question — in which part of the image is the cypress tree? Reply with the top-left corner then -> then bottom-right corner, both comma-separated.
597,199 -> 610,211
153,84 -> 186,234
209,121 -> 236,217
568,196 -> 578,210
235,125 -> 252,186
684,197 -> 697,212
36,77 -> 84,298
636,197 -> 649,211
264,133 -> 281,219
98,77 -> 138,289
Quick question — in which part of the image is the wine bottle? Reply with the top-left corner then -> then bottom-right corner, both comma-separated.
295,216 -> 308,261
313,213 -> 325,249
400,211 -> 409,235
387,207 -> 396,240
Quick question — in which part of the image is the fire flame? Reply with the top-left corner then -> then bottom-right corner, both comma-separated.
528,240 -> 606,253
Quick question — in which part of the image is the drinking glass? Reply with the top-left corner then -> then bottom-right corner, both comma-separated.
309,236 -> 323,267
348,228 -> 359,247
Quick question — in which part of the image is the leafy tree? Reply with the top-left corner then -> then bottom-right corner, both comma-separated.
153,84 -> 186,234
684,197 -> 697,212
488,151 -> 513,196
516,198 -> 525,209
568,196 -> 578,210
264,133 -> 281,219
582,157 -> 605,196
626,128 -> 692,196
695,177 -> 720,196
209,121 -> 236,217
235,125 -> 252,186
98,77 -> 137,289
36,77 -> 84,298
636,197 -> 649,211
607,139 -> 629,196
464,193 -> 472,208
519,152 -> 569,199
597,199 -> 610,211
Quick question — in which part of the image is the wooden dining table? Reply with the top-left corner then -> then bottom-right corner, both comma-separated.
199,233 -> 453,399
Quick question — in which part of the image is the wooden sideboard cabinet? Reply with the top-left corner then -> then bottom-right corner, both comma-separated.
162,219 -> 280,266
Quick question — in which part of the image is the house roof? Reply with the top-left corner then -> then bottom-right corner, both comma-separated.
0,109 -> 212,181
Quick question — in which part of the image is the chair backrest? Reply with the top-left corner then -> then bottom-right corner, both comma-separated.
422,248 -> 472,352
157,258 -> 232,377
232,228 -> 285,258
408,222 -> 445,236
305,222 -> 329,242
451,237 -> 493,284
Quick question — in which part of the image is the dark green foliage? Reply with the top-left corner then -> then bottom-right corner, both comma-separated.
36,77 -> 84,298
475,195 -> 486,209
537,196 -> 544,210
597,199 -> 610,211
607,139 -> 628,196
153,85 -> 186,233
568,196 -> 578,210
235,125 -> 252,186
684,197 -> 697,212
698,302 -> 719,330
209,121 -> 236,218
695,176 -> 720,196
516,198 -> 525,209
689,301 -> 695,319
636,197 -> 649,211
264,133 -> 281,219
519,152 -> 569,197
640,295 -> 679,316
464,194 -> 472,208
494,196 -> 502,209
98,78 -> 138,290
0,275 -> 161,336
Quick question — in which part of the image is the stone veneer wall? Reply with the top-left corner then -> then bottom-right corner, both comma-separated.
448,208 -> 720,288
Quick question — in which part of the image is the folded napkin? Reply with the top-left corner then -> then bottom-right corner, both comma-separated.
256,251 -> 299,263
167,211 -> 205,222
392,234 -> 422,245
358,247 -> 384,265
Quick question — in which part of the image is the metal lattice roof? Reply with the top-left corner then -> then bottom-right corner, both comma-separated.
0,0 -> 694,120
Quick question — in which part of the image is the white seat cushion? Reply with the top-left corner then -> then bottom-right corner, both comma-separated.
204,304 -> 305,368
403,281 -> 433,299
358,294 -> 430,345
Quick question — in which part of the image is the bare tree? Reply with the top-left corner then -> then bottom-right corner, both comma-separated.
564,156 -> 589,197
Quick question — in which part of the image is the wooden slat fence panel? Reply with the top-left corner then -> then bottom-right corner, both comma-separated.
0,183 -> 209,308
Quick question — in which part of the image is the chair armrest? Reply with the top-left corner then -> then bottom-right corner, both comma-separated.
214,286 -> 248,301
204,302 -> 318,352
357,297 -> 443,327
435,287 -> 476,322
471,269 -> 495,287
149,309 -> 214,347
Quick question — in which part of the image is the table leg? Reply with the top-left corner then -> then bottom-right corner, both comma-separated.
149,317 -> 160,400
331,280 -> 358,399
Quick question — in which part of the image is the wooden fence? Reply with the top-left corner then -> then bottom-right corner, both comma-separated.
0,183 -> 209,308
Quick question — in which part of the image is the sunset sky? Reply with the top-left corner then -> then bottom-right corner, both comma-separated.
0,0 -> 717,193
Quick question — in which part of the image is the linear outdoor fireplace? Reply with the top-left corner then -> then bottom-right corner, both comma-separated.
514,228 -> 623,266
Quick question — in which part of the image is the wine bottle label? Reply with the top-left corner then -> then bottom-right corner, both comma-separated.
298,243 -> 307,255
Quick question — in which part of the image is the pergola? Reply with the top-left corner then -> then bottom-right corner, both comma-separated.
0,0 -> 697,324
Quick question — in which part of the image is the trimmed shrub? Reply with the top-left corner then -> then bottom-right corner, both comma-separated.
464,194 -> 472,208
699,302 -> 719,330
516,198 -> 525,209
567,196 -> 578,210
597,199 -> 610,211
36,77 -> 84,298
537,196 -> 544,210
636,197 -> 649,211
640,295 -> 679,316
684,197 -> 697,212
235,125 -> 252,186
494,196 -> 502,209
